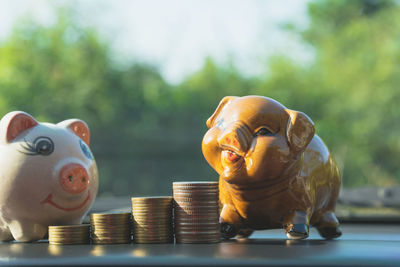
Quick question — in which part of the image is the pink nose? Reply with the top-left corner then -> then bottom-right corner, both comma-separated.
59,163 -> 89,194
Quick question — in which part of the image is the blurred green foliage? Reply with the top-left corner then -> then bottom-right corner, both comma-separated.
0,0 -> 399,196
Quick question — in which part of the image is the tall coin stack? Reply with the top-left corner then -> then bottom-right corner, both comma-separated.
90,212 -> 131,244
48,224 -> 90,245
131,197 -> 173,243
173,182 -> 220,243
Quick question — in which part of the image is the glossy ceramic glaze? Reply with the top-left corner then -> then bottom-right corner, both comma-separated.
0,111 -> 98,242
202,96 -> 341,239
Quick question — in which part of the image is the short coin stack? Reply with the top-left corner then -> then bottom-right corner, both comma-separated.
131,197 -> 173,243
173,182 -> 220,243
90,212 -> 131,244
48,224 -> 90,245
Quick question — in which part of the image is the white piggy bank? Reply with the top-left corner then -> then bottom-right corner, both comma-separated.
0,111 -> 98,242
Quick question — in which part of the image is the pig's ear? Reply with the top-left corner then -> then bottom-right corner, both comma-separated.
0,111 -> 38,143
206,96 -> 237,128
58,119 -> 91,146
285,109 -> 315,154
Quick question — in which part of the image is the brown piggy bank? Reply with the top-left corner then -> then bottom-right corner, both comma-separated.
202,96 -> 342,240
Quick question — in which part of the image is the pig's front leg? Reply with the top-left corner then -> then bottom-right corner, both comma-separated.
284,210 -> 310,240
0,225 -> 13,242
219,204 -> 244,239
9,220 -> 47,242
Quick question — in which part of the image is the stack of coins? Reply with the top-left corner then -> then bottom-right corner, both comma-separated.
90,212 -> 131,244
173,182 -> 220,243
131,197 -> 173,243
48,224 -> 90,245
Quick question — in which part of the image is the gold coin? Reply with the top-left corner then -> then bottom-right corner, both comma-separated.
91,231 -> 131,235
134,236 -> 172,241
132,216 -> 171,222
175,204 -> 218,209
49,240 -> 90,245
48,224 -> 90,244
90,221 -> 131,226
48,240 -> 89,244
175,240 -> 220,244
91,212 -> 131,216
48,235 -> 90,240
92,235 -> 131,240
173,181 -> 218,186
131,204 -> 172,208
133,227 -> 171,233
133,217 -> 172,223
49,224 -> 90,231
132,217 -> 171,222
91,228 -> 131,232
48,230 -> 90,235
173,189 -> 218,192
133,222 -> 171,228
173,193 -> 218,198
49,238 -> 90,243
134,233 -> 172,238
90,225 -> 130,231
92,239 -> 131,244
90,227 -> 130,232
134,237 -> 173,242
131,202 -> 173,206
131,209 -> 171,214
90,220 -> 131,226
91,230 -> 130,234
48,231 -> 90,236
174,211 -> 218,217
90,215 -> 131,219
132,211 -> 171,216
174,227 -> 220,233
134,229 -> 172,234
133,223 -> 171,228
49,234 -> 90,239
132,210 -> 171,215
134,240 -> 173,244
90,225 -> 131,229
91,236 -> 131,240
175,233 -> 221,237
175,235 -> 220,241
91,225 -> 130,229
131,196 -> 172,202
174,206 -> 219,212
173,200 -> 218,205
90,213 -> 131,221
174,219 -> 219,224
91,228 -> 131,233
134,232 -> 173,238
131,206 -> 171,210
134,225 -> 172,230
132,209 -> 171,214
49,240 -> 90,244
90,218 -> 130,223
133,236 -> 173,240
134,228 -> 173,233
175,220 -> 219,225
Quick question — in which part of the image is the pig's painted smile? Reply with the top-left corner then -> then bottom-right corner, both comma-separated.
221,149 -> 245,178
41,192 -> 91,212
222,149 -> 241,163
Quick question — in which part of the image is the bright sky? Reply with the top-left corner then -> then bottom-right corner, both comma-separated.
0,0 -> 312,83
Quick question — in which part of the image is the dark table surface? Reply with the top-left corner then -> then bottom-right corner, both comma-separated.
0,223 -> 399,266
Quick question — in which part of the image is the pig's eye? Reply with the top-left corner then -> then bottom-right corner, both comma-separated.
254,127 -> 275,137
34,137 -> 54,156
80,139 -> 93,160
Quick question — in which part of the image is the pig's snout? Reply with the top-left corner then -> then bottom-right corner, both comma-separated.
59,163 -> 89,195
217,121 -> 252,155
